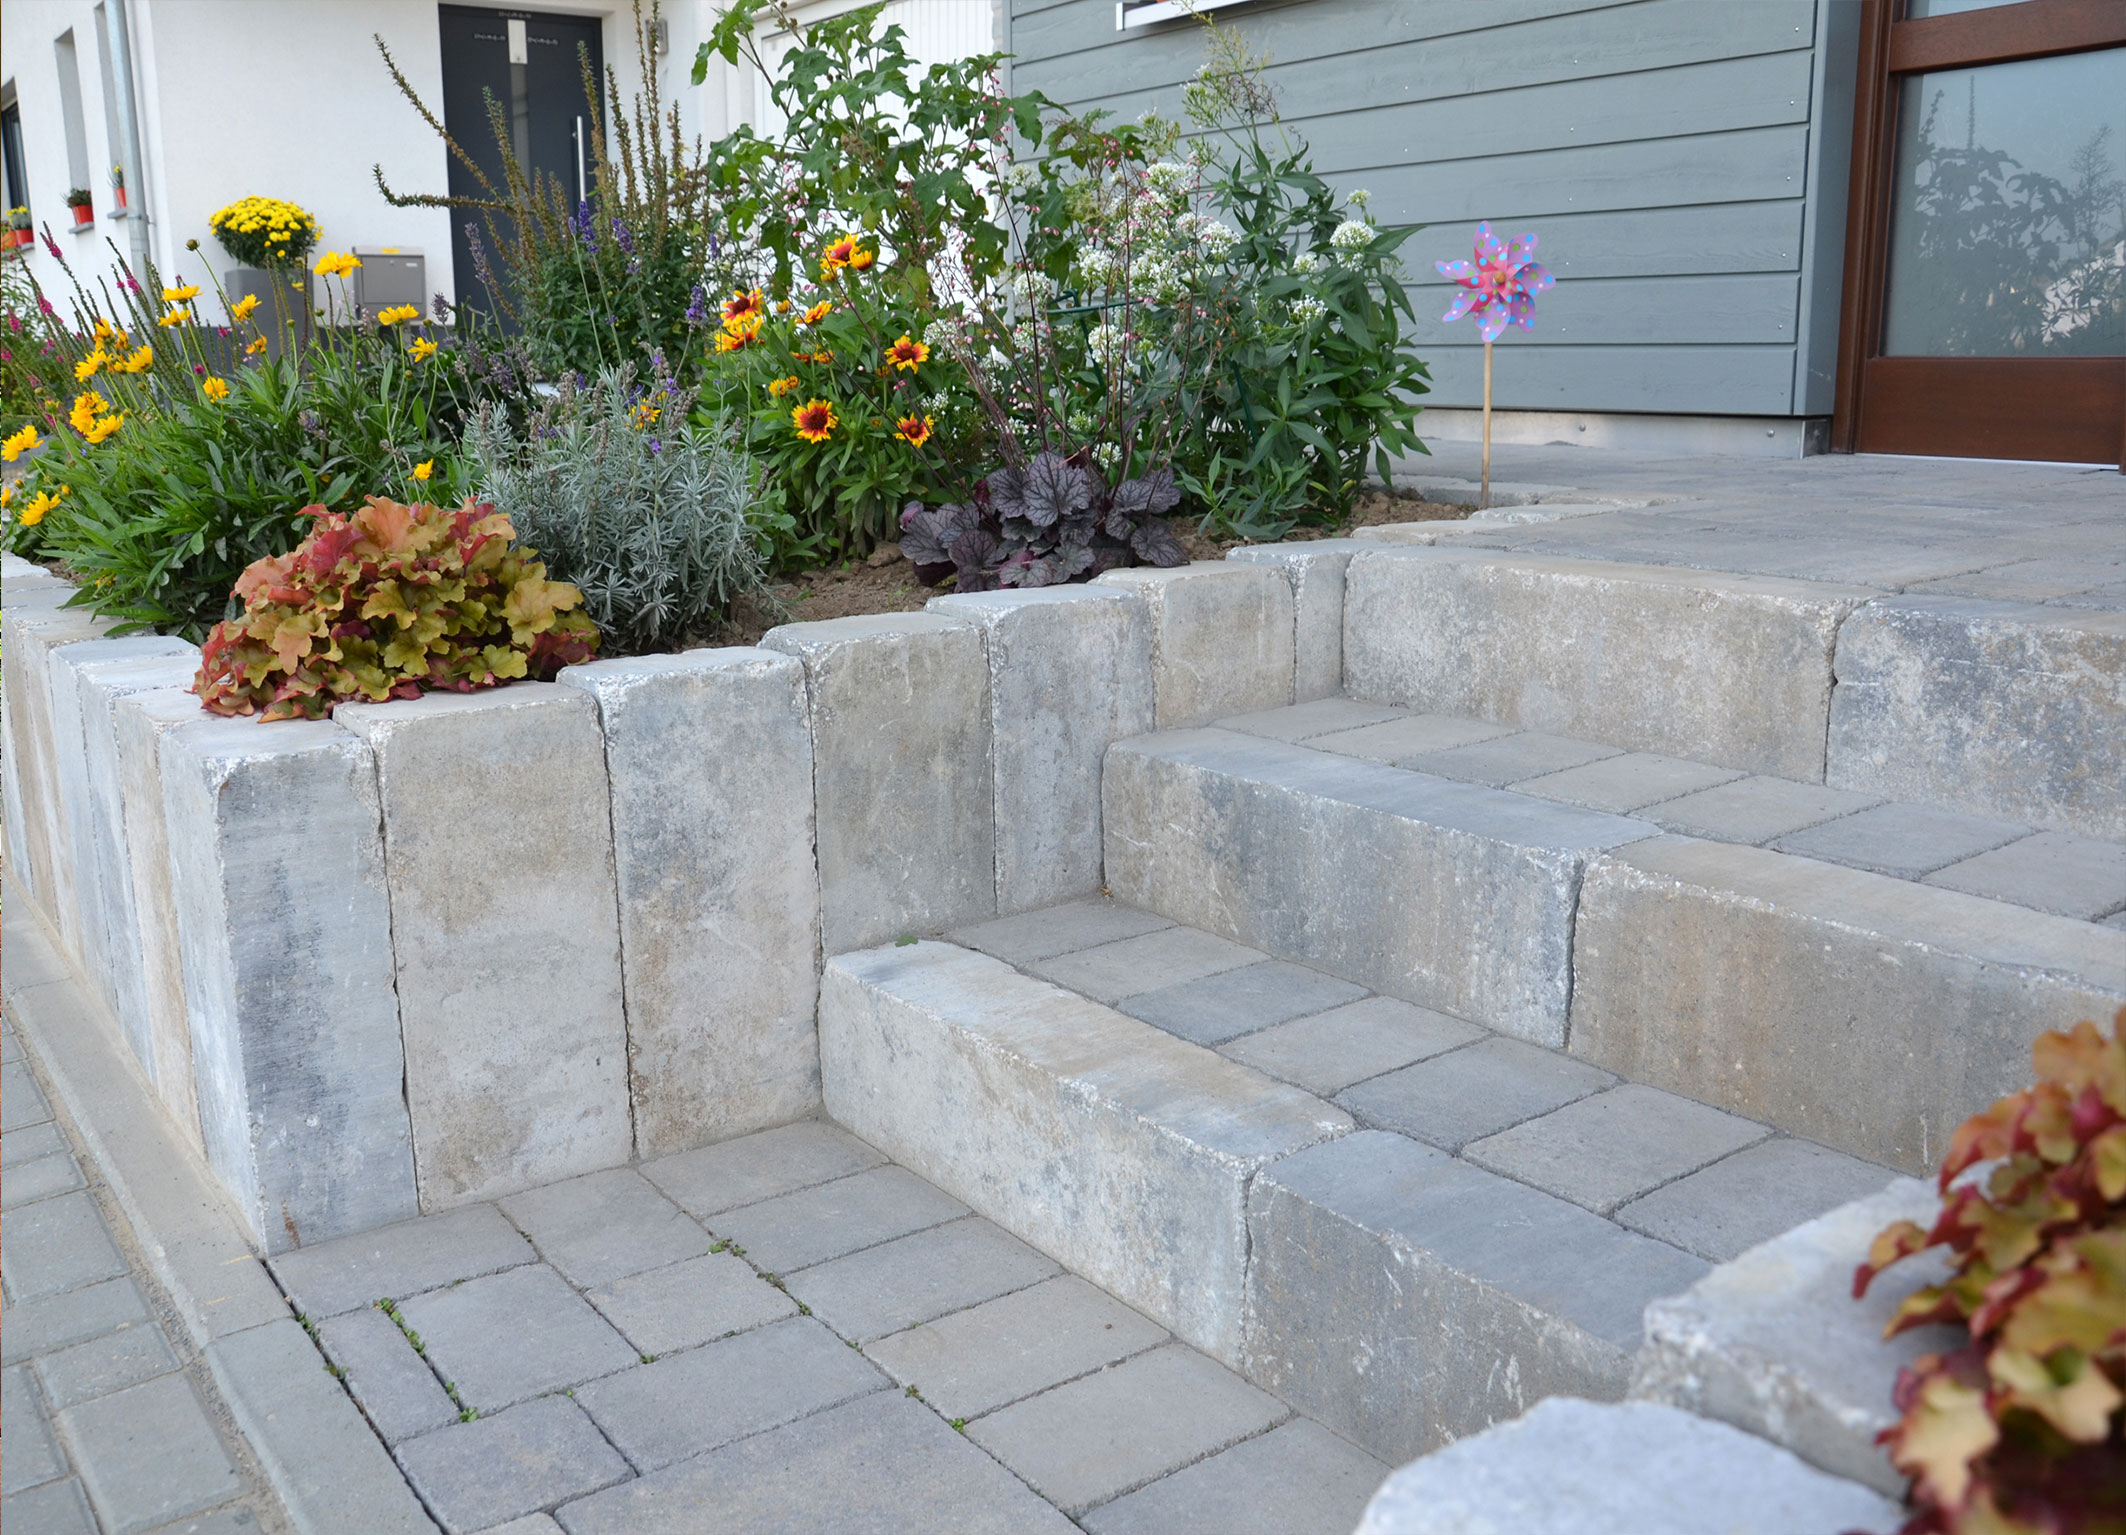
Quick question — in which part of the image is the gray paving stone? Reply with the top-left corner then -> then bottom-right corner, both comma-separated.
3,1059 -> 52,1131
58,1372 -> 242,1535
1337,1039 -> 1613,1151
3,1364 -> 65,1493
966,1344 -> 1286,1515
1245,1132 -> 1710,1461
1,1478 -> 97,1534
1925,829 -> 2126,920
641,1121 -> 888,1222
315,1305 -> 458,1445
556,1389 -> 1076,1534
1464,1084 -> 1769,1215
948,899 -> 1173,966
783,1216 -> 1059,1342
396,1265 -> 636,1413
584,1251 -> 794,1357
481,1518 -> 563,1535
1647,775 -> 1881,844
1083,1417 -> 1388,1535
1221,997 -> 1486,1097
3,1150 -> 85,1209
1025,926 -> 1265,1006
1353,1398 -> 1900,1535
2,1121 -> 66,1168
1,1190 -> 127,1302
1512,751 -> 1744,813
1120,962 -> 1369,1047
1306,714 -> 1511,764
1406,731 -> 1621,787
1614,1138 -> 1900,1262
395,1396 -> 629,1535
1216,698 -> 1408,743
861,1274 -> 1168,1421
1771,801 -> 2028,879
33,1322 -> 179,1411
499,1168 -> 712,1289
0,1278 -> 150,1365
573,1316 -> 884,1471
268,1203 -> 537,1318
705,1166 -> 968,1275
150,1512 -> 271,1535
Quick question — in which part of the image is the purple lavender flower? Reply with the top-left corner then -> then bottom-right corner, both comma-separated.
610,217 -> 635,255
464,223 -> 497,294
684,284 -> 708,327
571,201 -> 598,253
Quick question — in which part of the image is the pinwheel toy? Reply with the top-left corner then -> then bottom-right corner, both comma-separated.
1438,223 -> 1553,508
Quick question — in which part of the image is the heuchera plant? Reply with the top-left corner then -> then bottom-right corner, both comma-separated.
195,495 -> 598,720
898,448 -> 1185,592
1853,1007 -> 2126,1535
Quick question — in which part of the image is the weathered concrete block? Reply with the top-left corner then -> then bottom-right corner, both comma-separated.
1094,562 -> 1295,726
1343,548 -> 1874,779
0,576 -> 72,890
558,649 -> 819,1158
159,716 -> 416,1251
1354,1398 -> 1902,1535
1632,1178 -> 1954,1495
926,587 -> 1152,914
337,686 -> 631,1207
68,644 -> 199,1071
2,602 -> 116,943
819,940 -> 1350,1365
1245,1131 -> 1707,1464
1224,541 -> 1373,702
762,613 -> 993,952
1828,596 -> 2126,839
1103,729 -> 1656,1044
114,689 -> 213,1150
1570,835 -> 2126,1173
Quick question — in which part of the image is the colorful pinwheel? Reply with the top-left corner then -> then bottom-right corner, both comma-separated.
1437,223 -> 1552,344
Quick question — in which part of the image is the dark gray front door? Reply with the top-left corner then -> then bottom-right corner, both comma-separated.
438,4 -> 605,321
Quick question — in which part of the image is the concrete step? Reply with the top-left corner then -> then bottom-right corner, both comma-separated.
1107,707 -> 2126,1172
1336,545 -> 2125,837
1632,1177 -> 1955,1497
1353,1398 -> 1902,1535
822,910 -> 1898,1465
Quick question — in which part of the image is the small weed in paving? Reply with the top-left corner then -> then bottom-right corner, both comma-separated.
377,1297 -> 477,1421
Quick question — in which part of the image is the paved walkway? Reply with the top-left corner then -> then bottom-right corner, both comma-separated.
267,1121 -> 1387,1534
2,1013 -> 286,1535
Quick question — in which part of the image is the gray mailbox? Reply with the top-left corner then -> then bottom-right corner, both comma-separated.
353,247 -> 427,317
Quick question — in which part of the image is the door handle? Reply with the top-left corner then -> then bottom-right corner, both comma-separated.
576,116 -> 587,206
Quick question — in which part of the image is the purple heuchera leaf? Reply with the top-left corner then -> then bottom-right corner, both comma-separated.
992,451 -> 1092,529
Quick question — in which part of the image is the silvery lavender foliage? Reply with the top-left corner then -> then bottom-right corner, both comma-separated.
467,366 -> 764,654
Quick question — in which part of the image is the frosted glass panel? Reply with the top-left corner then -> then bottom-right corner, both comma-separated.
1881,48 -> 2126,356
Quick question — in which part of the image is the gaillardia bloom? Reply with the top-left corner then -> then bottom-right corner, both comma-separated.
800,300 -> 833,326
894,413 -> 935,448
819,235 -> 860,276
884,334 -> 929,372
792,398 -> 839,443
768,375 -> 801,398
722,289 -> 765,328
715,318 -> 761,353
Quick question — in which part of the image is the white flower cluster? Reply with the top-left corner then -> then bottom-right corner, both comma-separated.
1292,251 -> 1324,276
1077,245 -> 1120,289
1092,442 -> 1121,472
1194,218 -> 1238,261
1346,188 -> 1372,210
1329,219 -> 1374,253
1291,295 -> 1327,324
1068,410 -> 1096,436
1145,160 -> 1193,197
1086,322 -> 1125,367
1010,268 -> 1061,306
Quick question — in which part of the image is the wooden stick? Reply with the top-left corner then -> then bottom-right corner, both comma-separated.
1480,340 -> 1494,511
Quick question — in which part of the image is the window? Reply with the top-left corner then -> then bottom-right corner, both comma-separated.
53,30 -> 92,196
2,91 -> 28,218
1118,0 -> 1255,30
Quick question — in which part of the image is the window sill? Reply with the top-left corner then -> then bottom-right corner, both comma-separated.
69,219 -> 96,234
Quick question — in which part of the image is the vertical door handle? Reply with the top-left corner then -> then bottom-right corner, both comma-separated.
576,116 -> 587,206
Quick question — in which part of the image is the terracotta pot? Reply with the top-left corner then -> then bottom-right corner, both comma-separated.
69,204 -> 92,228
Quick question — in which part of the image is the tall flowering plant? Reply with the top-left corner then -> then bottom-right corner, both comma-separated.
701,231 -> 983,564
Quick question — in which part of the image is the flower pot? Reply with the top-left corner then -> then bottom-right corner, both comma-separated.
69,204 -> 93,228
7,228 -> 32,248
113,186 -> 127,212
225,265 -> 312,360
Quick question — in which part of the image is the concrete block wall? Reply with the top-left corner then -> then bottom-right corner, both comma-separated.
5,563 -> 1295,1252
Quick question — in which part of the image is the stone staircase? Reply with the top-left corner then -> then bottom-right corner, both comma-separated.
815,537 -> 2122,1523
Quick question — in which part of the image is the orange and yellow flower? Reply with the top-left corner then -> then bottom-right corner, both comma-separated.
721,289 -> 765,329
715,317 -> 762,353
412,459 -> 434,482
376,304 -> 421,326
407,336 -> 437,362
116,343 -> 153,374
799,348 -> 834,365
850,246 -> 875,271
69,391 -> 110,433
2,424 -> 41,462
884,334 -> 929,373
245,336 -> 269,356
231,293 -> 261,322
768,375 -> 802,398
819,234 -> 860,277
81,412 -> 125,445
75,349 -> 107,382
799,299 -> 833,326
314,250 -> 361,279
162,283 -> 201,304
157,308 -> 192,329
202,377 -> 230,402
16,486 -> 65,527
791,398 -> 839,443
894,413 -> 935,448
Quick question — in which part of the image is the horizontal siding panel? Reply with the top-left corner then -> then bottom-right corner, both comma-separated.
1412,343 -> 1797,414
1358,124 -> 1810,224
1398,202 -> 1806,282
1016,0 -> 1813,118
1405,273 -> 1802,346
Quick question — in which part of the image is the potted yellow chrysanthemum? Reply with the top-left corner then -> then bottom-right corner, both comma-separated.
210,195 -> 321,354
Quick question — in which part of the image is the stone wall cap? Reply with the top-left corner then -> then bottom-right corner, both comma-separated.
926,585 -> 1140,617
1849,592 -> 2126,637
58,635 -> 198,674
760,610 -> 974,653
1094,560 -> 1272,588
1348,545 -> 1879,605
336,679 -> 588,736
558,645 -> 799,687
163,712 -> 366,774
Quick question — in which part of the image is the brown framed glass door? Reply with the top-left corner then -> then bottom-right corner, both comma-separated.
1833,0 -> 2126,466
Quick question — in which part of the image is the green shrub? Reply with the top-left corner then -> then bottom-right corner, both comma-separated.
196,494 -> 597,719
1854,1007 -> 2126,1534
466,366 -> 764,653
